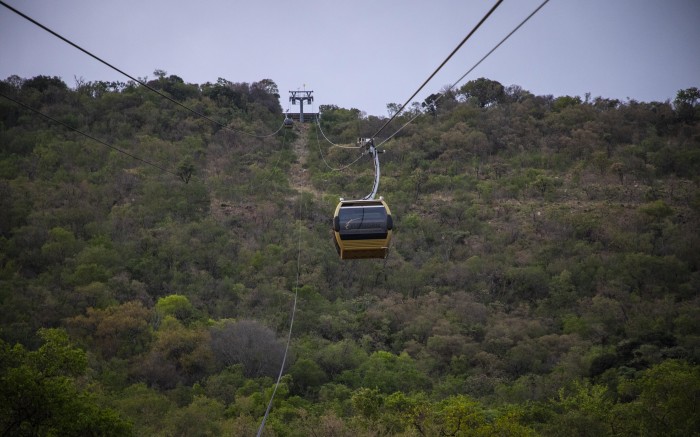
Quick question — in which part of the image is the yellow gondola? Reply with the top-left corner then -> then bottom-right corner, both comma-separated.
333,197 -> 393,259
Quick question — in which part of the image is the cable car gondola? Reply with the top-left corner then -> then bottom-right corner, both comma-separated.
332,138 -> 393,259
333,197 -> 392,259
283,114 -> 294,128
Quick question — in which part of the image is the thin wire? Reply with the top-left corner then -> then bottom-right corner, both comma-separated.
314,121 -> 366,172
371,0 -> 504,139
376,112 -> 422,148
377,0 -> 551,148
0,92 -> 183,180
256,187 -> 303,437
0,0 -> 285,139
251,120 -> 287,139
315,119 -> 363,149
312,103 -> 362,149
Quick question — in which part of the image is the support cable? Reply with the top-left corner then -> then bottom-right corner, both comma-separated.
256,187 -> 304,437
0,0 -> 285,139
376,0 -> 551,148
315,119 -> 363,149
312,103 -> 362,149
371,0 -> 503,139
313,121 -> 366,172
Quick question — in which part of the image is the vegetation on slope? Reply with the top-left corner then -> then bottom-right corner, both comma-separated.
1,73 -> 699,436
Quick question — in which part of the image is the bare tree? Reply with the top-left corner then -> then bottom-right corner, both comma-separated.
210,320 -> 287,377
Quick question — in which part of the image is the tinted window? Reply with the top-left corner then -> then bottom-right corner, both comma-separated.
338,205 -> 388,239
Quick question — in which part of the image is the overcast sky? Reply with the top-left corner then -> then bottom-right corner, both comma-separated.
1,0 -> 698,117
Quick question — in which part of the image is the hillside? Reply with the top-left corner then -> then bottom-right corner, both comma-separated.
1,74 -> 699,436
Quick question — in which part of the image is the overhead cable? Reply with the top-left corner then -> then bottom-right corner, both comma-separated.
313,103 -> 363,149
314,122 -> 366,171
0,0 -> 285,139
377,0 -> 551,147
256,190 -> 303,437
315,119 -> 363,149
371,0 -> 504,139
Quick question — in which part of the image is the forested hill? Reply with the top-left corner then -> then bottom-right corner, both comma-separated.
1,73 -> 699,436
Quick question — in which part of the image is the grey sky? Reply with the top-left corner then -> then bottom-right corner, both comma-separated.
1,0 -> 698,117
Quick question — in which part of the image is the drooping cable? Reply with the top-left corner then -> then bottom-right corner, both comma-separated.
376,0 -> 551,148
0,0 -> 286,139
313,103 -> 362,150
451,0 -> 551,99
253,121 -> 287,139
313,121 -> 366,172
371,0 -> 504,139
315,118 -> 362,149
256,185 -> 303,437
0,92 -> 183,181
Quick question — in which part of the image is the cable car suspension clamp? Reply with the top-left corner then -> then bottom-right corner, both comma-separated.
358,138 -> 384,200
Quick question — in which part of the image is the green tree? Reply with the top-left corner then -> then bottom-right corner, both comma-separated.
618,360 -> 700,436
289,358 -> 327,397
351,387 -> 384,422
458,77 -> 505,107
112,383 -> 174,435
40,226 -> 82,264
543,381 -> 615,436
552,95 -> 583,112
21,75 -> 68,93
156,294 -> 197,325
137,317 -> 214,388
253,78 -> 280,98
349,351 -> 431,393
67,301 -> 153,359
673,87 -> 699,122
0,329 -> 133,436
163,396 -> 226,437
315,339 -> 368,377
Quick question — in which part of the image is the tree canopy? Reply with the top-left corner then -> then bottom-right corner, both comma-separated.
0,73 -> 698,435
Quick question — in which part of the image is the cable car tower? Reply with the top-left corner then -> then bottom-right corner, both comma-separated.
289,90 -> 313,123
